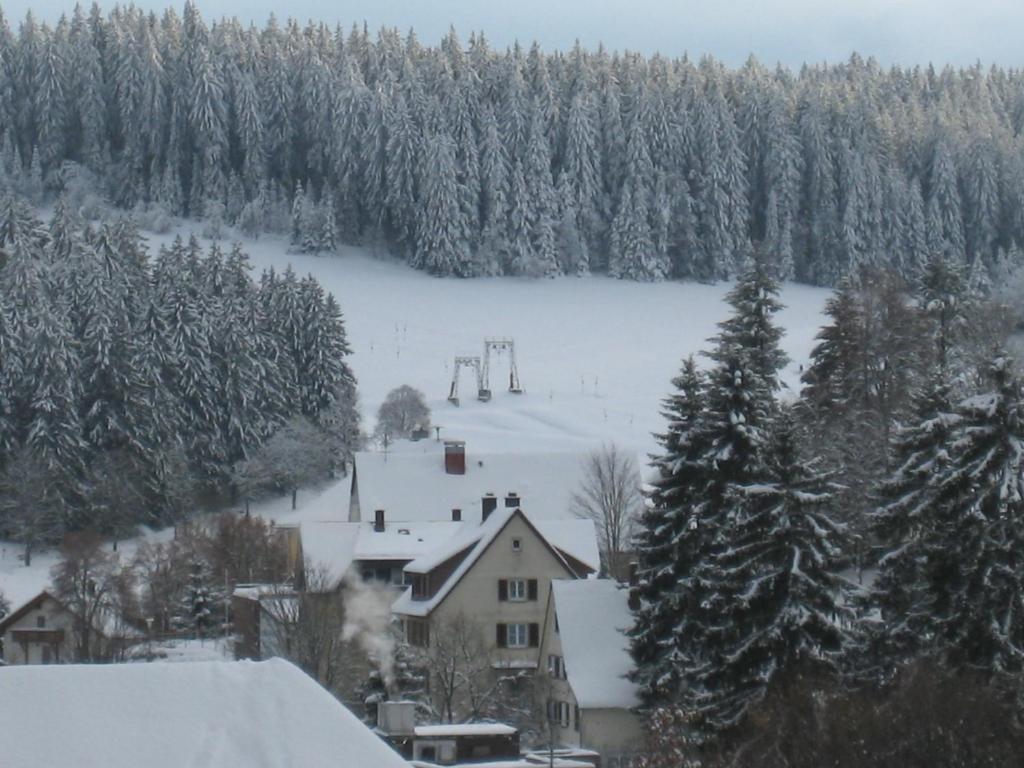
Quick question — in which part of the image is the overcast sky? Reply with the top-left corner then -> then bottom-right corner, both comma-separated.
7,0 -> 1021,68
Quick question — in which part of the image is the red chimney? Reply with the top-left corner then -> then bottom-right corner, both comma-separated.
444,441 -> 466,475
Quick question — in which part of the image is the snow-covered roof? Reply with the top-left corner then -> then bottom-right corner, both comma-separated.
414,723 -> 517,737
0,658 -> 409,768
352,444 -> 595,523
551,579 -> 641,710
299,521 -> 463,586
0,590 -> 143,640
393,508 -> 597,618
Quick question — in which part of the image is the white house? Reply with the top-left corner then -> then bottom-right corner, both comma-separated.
0,590 -> 141,665
0,658 -> 411,768
539,579 -> 643,767
392,505 -> 599,723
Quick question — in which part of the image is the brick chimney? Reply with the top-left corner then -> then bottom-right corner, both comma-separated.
504,492 -> 520,509
481,493 -> 497,522
374,509 -> 385,532
444,441 -> 466,475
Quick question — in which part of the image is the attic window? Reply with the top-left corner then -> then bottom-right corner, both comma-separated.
511,538 -> 522,552
37,615 -> 46,629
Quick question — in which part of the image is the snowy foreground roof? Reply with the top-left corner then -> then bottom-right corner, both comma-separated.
0,659 -> 409,768
551,579 -> 641,710
352,444 -> 595,523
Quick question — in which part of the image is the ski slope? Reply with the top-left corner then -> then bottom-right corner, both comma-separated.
191,233 -> 831,457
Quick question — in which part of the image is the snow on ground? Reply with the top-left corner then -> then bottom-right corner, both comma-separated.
1,223 -> 830,614
147,228 -> 830,458
125,636 -> 235,663
0,658 -> 410,768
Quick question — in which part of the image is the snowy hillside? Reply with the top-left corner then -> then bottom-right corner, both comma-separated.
151,231 -> 830,457
1,224 -> 829,608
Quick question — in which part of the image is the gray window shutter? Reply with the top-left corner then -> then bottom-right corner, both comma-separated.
498,579 -> 508,601
527,579 -> 538,600
496,623 -> 507,648
529,623 -> 540,647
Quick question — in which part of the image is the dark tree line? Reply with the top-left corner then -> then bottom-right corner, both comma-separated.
629,249 -> 1024,754
0,197 -> 359,558
1,4 -> 1024,282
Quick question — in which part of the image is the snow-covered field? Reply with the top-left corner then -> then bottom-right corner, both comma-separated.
1,224 -> 831,612
148,230 -> 830,457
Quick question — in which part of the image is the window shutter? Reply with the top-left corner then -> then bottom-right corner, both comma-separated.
527,579 -> 538,601
496,623 -> 507,648
529,623 -> 540,647
498,579 -> 508,602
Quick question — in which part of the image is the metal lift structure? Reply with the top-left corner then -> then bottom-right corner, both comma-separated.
447,338 -> 523,406
447,356 -> 482,406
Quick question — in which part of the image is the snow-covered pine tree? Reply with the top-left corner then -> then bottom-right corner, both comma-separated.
181,558 -> 214,638
384,90 -> 421,256
694,412 -> 848,731
917,249 -> 969,373
629,357 -> 710,706
868,373 -> 958,669
926,353 -> 1024,675
522,104 -> 560,277
712,250 -> 788,392
413,132 -> 471,277
608,113 -> 663,281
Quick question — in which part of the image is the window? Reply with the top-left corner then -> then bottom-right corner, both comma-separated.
497,622 -> 539,648
507,623 -> 529,648
412,574 -> 430,600
511,538 -> 522,552
547,654 -> 567,680
36,615 -> 46,629
42,645 -> 52,664
560,702 -> 571,728
406,619 -> 430,647
499,578 -> 538,602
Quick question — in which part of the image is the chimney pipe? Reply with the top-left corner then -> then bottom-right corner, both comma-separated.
374,509 -> 385,532
452,508 -> 462,522
504,492 -> 520,509
482,493 -> 497,522
444,441 -> 466,475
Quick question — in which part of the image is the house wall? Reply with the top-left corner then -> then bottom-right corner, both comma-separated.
1,597 -> 76,665
579,708 -> 643,768
538,590 -> 580,748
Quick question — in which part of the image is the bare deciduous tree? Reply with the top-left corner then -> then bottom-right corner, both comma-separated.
51,531 -> 137,661
411,612 -> 502,723
572,443 -> 643,577
375,385 -> 431,442
261,567 -> 369,699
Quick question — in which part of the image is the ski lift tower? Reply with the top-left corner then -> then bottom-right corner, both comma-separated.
448,356 -> 483,406
479,338 -> 523,401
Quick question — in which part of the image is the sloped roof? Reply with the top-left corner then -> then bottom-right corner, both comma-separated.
393,508 -> 598,618
0,590 -> 142,640
299,521 -> 464,587
551,579 -> 641,710
0,659 -> 410,768
352,444 -> 596,523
